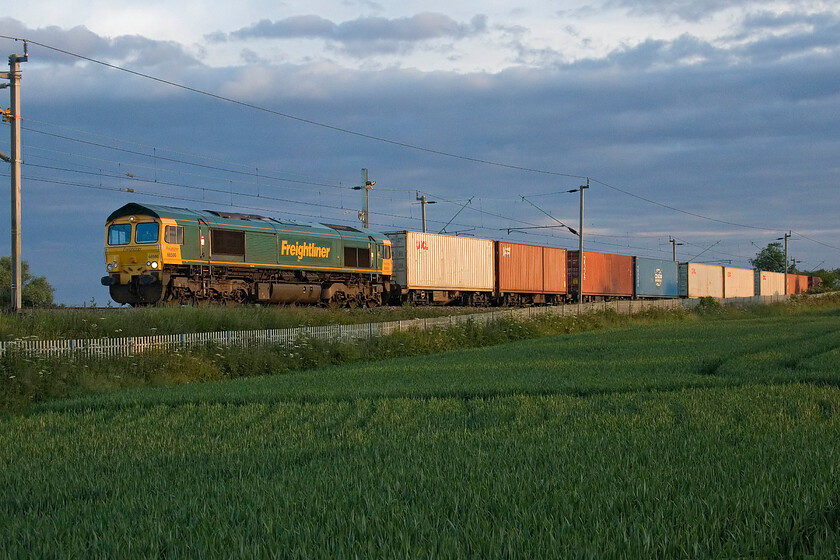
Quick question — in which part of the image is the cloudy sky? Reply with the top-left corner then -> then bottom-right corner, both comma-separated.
1,0 -> 838,304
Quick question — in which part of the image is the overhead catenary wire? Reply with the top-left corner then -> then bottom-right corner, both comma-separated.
0,126 -> 810,267
2,35 -> 589,180
22,126 -> 346,191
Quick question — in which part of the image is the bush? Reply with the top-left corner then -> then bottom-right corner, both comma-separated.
694,296 -> 725,316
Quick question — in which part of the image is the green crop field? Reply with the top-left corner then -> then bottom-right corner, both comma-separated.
2,305 -> 840,558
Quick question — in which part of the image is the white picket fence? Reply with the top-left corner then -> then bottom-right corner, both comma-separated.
0,295 -> 790,360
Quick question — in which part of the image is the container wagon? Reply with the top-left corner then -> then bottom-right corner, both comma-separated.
495,242 -> 567,305
755,270 -> 785,296
386,231 -> 495,305
567,251 -> 634,301
679,263 -> 724,298
723,267 -> 755,298
634,257 -> 679,299
809,276 -> 823,290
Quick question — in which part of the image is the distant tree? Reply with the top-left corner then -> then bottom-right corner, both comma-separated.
750,242 -> 790,273
804,268 -> 839,291
0,256 -> 54,308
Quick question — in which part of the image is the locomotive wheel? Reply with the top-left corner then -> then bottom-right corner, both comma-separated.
229,289 -> 249,305
327,291 -> 347,308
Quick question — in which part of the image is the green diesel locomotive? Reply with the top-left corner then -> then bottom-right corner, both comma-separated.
101,203 -> 393,306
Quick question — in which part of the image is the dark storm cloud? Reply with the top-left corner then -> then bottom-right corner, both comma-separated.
0,17 -> 201,68
216,13 -> 488,55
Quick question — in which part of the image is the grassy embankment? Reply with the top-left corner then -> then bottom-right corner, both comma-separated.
1,295 -> 840,556
0,295 -> 837,412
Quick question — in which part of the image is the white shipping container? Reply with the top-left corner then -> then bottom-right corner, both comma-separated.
680,263 -> 724,298
386,231 -> 495,291
724,267 -> 755,298
755,270 -> 785,296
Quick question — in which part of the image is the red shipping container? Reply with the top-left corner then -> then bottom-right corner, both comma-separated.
567,251 -> 633,297
496,242 -> 566,295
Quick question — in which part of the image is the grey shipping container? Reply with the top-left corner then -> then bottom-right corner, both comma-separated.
634,257 -> 679,298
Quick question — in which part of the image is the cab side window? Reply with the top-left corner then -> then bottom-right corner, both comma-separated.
344,245 -> 372,268
165,225 -> 184,244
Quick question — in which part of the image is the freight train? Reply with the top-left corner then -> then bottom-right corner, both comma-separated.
101,203 -> 818,306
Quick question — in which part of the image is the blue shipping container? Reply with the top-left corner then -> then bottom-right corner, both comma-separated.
634,257 -> 680,298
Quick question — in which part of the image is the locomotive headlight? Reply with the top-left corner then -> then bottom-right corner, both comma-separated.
146,260 -> 159,269
106,262 -> 116,272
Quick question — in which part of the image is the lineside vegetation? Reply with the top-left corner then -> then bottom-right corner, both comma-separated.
1,294 -> 838,413
1,295 -> 839,557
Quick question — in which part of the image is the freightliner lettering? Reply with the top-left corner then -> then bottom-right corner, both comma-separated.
281,239 -> 331,261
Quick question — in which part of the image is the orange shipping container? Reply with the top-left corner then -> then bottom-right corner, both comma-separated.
787,274 -> 809,294
567,251 -> 633,297
496,242 -> 567,295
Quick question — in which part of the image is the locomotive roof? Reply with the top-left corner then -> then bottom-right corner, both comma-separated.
106,202 -> 389,241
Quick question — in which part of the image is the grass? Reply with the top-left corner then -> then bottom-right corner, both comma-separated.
0,305 -> 695,413
25,302 -> 840,412
1,297 -> 840,557
0,303 -> 481,340
3,389 -> 840,557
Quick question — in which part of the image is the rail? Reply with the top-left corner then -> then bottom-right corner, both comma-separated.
0,295 -> 791,360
